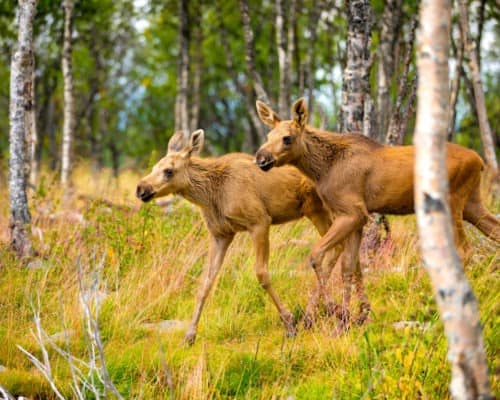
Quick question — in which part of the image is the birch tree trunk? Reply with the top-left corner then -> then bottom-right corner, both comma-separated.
286,0 -> 296,98
275,0 -> 289,116
376,0 -> 402,142
189,3 -> 202,132
458,0 -> 498,173
385,17 -> 418,145
340,0 -> 373,135
61,0 -> 75,189
415,1 -> 493,398
239,0 -> 271,105
9,0 -> 37,259
29,67 -> 38,184
216,4 -> 264,147
448,22 -> 464,140
175,0 -> 190,136
306,0 -> 321,113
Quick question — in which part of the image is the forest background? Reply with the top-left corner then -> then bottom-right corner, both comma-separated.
0,0 -> 499,398
0,0 -> 498,173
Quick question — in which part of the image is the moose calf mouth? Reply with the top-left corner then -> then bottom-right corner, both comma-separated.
256,159 -> 275,172
139,192 -> 155,202
136,185 -> 155,202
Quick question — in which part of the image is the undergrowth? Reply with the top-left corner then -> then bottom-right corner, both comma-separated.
0,164 -> 498,399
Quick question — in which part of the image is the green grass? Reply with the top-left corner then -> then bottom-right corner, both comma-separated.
0,166 -> 498,399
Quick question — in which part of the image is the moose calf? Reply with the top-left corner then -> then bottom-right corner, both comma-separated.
137,130 -> 364,344
255,98 -> 500,330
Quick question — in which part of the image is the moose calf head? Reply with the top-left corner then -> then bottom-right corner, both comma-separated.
255,98 -> 309,171
136,129 -> 204,202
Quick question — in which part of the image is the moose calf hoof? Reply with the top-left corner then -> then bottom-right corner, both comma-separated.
302,312 -> 315,330
282,314 -> 297,337
286,324 -> 298,338
354,304 -> 371,326
332,321 -> 350,337
324,301 -> 341,318
183,331 -> 197,347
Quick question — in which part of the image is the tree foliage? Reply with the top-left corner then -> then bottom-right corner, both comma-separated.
0,0 -> 497,172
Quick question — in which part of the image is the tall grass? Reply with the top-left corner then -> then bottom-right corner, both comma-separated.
0,164 -> 498,399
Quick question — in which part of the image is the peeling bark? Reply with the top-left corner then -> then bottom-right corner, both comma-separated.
61,0 -> 75,189
216,3 -> 265,146
385,17 -> 417,145
175,0 -> 190,136
189,2 -> 202,132
306,0 -> 322,113
275,0 -> 289,115
29,67 -> 38,184
415,1 -> 493,398
286,0 -> 296,98
448,22 -> 464,141
240,0 -> 270,105
9,0 -> 37,259
340,0 -> 373,135
458,0 -> 498,173
376,0 -> 402,142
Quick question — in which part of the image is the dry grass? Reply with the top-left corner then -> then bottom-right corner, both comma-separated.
0,164 -> 498,399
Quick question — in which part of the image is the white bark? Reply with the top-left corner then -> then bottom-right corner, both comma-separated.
275,0 -> 288,116
61,0 -> 75,188
9,0 -> 36,258
458,0 -> 498,173
189,6 -> 202,132
29,67 -> 38,184
175,0 -> 190,137
448,21 -> 463,140
240,0 -> 270,105
376,0 -> 402,142
306,0 -> 321,113
341,0 -> 373,135
415,1 -> 493,398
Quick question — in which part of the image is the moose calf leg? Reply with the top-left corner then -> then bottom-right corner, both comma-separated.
304,245 -> 342,329
334,229 -> 364,333
310,214 -> 363,271
353,259 -> 370,325
321,246 -> 343,316
251,225 -> 297,337
184,235 -> 233,346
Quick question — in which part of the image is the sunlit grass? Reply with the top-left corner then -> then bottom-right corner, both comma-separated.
0,164 -> 498,399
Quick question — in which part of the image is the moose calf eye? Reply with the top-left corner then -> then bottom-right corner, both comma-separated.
282,136 -> 292,146
164,168 -> 174,178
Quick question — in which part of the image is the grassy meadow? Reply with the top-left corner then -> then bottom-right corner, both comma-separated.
0,164 -> 498,399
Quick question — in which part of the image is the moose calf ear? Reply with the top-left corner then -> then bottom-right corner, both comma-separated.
256,100 -> 281,128
167,131 -> 186,153
188,129 -> 205,156
292,98 -> 308,129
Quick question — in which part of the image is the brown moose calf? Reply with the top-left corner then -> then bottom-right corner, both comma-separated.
136,129 -> 363,345
255,98 -> 500,331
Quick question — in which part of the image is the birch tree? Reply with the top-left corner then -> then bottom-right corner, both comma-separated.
29,67 -> 38,184
9,0 -> 37,259
376,0 -> 402,142
275,0 -> 289,116
189,2 -> 202,132
305,0 -> 321,114
448,19 -> 464,140
385,17 -> 418,146
340,0 -> 373,136
175,0 -> 190,136
458,0 -> 498,173
61,0 -> 75,189
239,0 -> 270,105
216,3 -> 264,149
414,0 -> 493,398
